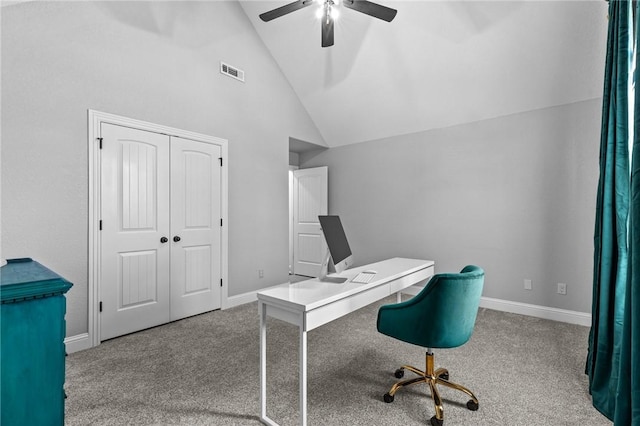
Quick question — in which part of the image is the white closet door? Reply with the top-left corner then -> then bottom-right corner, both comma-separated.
293,166 -> 328,277
169,136 -> 222,320
100,124 -> 171,341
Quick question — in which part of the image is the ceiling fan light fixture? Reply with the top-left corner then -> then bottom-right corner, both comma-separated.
316,0 -> 339,20
259,0 -> 397,47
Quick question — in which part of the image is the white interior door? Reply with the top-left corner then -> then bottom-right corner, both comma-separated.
169,136 -> 222,320
292,166 -> 328,277
100,123 -> 171,340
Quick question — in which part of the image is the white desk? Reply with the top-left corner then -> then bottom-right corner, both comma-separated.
258,257 -> 435,426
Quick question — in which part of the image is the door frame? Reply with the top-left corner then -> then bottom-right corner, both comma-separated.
88,110 -> 228,348
288,165 -> 298,275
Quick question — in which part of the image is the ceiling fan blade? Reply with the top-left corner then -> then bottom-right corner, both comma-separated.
259,0 -> 313,22
321,11 -> 334,47
342,0 -> 397,22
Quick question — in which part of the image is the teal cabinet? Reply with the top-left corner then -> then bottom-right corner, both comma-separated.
1,258 -> 73,426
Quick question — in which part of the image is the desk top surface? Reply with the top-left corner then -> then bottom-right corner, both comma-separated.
257,258 -> 433,311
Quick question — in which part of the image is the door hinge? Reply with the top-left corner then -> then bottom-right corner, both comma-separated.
98,137 -> 103,149
220,279 -> 223,287
219,157 -> 223,166
99,220 -> 102,230
99,301 -> 103,312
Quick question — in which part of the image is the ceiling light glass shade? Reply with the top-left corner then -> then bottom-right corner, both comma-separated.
316,1 -> 339,20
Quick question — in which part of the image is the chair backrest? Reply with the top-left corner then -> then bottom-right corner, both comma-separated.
377,265 -> 484,349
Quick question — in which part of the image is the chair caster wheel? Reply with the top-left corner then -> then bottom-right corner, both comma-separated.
466,400 -> 479,411
394,369 -> 404,378
438,372 -> 449,380
430,416 -> 443,426
383,393 -> 394,403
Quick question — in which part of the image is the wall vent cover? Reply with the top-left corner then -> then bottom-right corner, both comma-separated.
220,62 -> 245,82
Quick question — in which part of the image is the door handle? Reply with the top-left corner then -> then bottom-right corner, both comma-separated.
160,237 -> 168,243
173,236 -> 181,242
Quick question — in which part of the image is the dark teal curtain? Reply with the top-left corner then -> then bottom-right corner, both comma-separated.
620,9 -> 640,421
587,1 -> 640,424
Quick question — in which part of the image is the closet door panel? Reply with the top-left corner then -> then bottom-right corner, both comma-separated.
170,136 -> 222,320
100,124 -> 171,340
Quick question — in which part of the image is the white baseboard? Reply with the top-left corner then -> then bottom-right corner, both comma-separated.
401,284 -> 591,327
226,290 -> 259,308
64,332 -> 92,354
225,281 -> 294,309
479,296 -> 591,327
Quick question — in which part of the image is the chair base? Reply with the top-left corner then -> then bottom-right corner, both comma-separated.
383,350 -> 479,424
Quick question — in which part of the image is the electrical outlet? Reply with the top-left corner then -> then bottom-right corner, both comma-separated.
524,279 -> 532,291
258,269 -> 264,279
557,283 -> 567,295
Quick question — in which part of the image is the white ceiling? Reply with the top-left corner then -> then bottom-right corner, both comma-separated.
240,0 -> 609,148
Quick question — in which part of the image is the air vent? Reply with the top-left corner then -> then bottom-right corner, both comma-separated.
220,61 -> 245,83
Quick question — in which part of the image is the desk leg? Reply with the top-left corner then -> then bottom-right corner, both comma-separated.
299,322 -> 308,426
259,302 -> 269,424
258,303 -> 282,426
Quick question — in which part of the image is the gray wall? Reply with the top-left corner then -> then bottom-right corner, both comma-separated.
301,99 -> 600,314
289,152 -> 300,167
1,1 -> 324,337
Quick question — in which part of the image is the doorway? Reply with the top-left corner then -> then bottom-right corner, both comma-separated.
289,166 -> 328,278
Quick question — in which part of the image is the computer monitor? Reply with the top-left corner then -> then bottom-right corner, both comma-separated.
318,215 -> 354,283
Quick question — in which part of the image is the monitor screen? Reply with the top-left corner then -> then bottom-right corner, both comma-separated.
318,215 -> 353,274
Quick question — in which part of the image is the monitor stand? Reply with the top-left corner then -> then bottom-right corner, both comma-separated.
318,250 -> 348,283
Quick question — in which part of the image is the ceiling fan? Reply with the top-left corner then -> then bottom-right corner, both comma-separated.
259,0 -> 397,48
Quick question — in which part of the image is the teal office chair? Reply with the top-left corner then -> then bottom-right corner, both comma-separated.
377,265 -> 485,426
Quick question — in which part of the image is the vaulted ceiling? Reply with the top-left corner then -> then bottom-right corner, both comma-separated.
2,1 -> 609,149
239,0 -> 608,148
